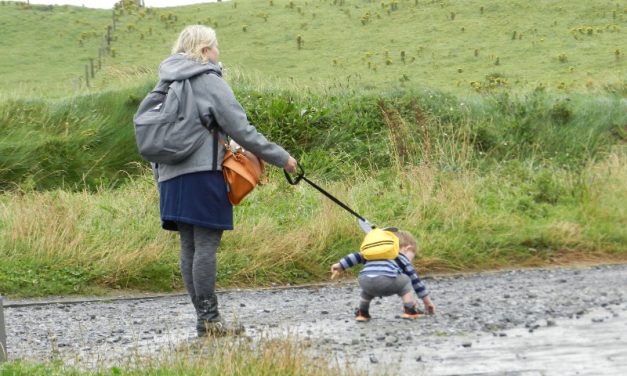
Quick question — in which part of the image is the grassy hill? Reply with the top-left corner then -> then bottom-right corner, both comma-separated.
0,0 -> 625,98
0,0 -> 625,298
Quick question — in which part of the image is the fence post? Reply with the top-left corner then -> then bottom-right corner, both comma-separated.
85,65 -> 90,88
0,296 -> 7,363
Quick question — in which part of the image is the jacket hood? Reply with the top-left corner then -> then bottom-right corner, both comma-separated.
158,53 -> 221,81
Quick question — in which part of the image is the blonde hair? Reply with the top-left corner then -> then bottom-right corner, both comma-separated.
171,25 -> 217,64
396,230 -> 417,251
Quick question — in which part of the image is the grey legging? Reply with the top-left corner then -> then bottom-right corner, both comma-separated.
358,274 -> 413,301
177,223 -> 223,299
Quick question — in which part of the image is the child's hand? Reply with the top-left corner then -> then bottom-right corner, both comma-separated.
422,296 -> 436,315
330,263 -> 342,280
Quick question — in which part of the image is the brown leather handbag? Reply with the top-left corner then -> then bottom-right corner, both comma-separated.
221,140 -> 266,205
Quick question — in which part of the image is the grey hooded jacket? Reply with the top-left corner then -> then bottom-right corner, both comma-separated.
154,54 -> 290,182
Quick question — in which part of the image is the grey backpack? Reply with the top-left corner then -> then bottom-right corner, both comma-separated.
133,77 -> 209,165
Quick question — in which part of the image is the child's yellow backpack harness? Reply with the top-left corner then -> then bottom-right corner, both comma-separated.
359,228 -> 400,260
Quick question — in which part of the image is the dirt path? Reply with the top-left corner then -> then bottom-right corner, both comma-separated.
4,264 -> 627,375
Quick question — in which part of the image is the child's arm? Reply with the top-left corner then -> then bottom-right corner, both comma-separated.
422,295 -> 436,314
330,252 -> 365,279
330,263 -> 342,279
397,255 -> 435,314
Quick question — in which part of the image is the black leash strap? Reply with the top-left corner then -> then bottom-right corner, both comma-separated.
284,165 -> 366,222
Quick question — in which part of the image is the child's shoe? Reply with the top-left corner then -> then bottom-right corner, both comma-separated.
401,305 -> 423,320
354,308 -> 371,322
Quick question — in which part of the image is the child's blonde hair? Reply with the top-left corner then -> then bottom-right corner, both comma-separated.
396,230 -> 417,251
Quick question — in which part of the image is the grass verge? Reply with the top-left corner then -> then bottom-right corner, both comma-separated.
0,335 -> 360,376
1,148 -> 625,297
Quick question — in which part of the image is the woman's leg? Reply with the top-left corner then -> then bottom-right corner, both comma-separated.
178,223 -> 197,305
191,225 -> 245,336
191,225 -> 221,298
192,225 -> 221,329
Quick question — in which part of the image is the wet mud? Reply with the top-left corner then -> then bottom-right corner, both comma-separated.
4,264 -> 626,375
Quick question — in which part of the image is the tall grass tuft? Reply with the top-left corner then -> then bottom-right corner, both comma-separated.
1,335 -> 361,375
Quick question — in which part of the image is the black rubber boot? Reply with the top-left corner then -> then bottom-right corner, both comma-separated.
196,294 -> 244,337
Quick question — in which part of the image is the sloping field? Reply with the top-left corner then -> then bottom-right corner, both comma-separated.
0,0 -> 625,98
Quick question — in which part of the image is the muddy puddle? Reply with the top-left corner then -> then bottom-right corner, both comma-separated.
302,304 -> 627,375
253,298 -> 626,375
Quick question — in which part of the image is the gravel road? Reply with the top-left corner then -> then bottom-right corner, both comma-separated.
3,264 -> 627,375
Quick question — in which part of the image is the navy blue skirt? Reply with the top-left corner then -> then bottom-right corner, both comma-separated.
158,171 -> 233,231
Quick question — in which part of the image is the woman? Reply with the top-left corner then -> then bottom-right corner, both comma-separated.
153,25 -> 298,337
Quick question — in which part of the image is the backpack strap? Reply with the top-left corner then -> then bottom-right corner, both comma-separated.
152,79 -> 172,95
190,69 -> 222,170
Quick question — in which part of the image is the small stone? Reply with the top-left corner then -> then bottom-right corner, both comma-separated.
321,310 -> 329,314
369,354 -> 378,364
461,342 -> 472,348
416,356 -> 423,362
386,336 -> 399,345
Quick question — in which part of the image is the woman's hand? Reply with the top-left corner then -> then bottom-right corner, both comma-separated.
284,156 -> 298,174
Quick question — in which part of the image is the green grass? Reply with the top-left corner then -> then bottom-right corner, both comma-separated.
0,0 -> 625,296
0,2 -> 112,98
1,83 -> 625,191
1,147 -> 625,297
0,336 -> 360,375
0,0 -> 625,98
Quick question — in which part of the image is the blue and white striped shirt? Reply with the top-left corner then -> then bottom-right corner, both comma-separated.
339,252 -> 429,298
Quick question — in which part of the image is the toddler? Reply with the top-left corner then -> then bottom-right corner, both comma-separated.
331,229 -> 436,321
